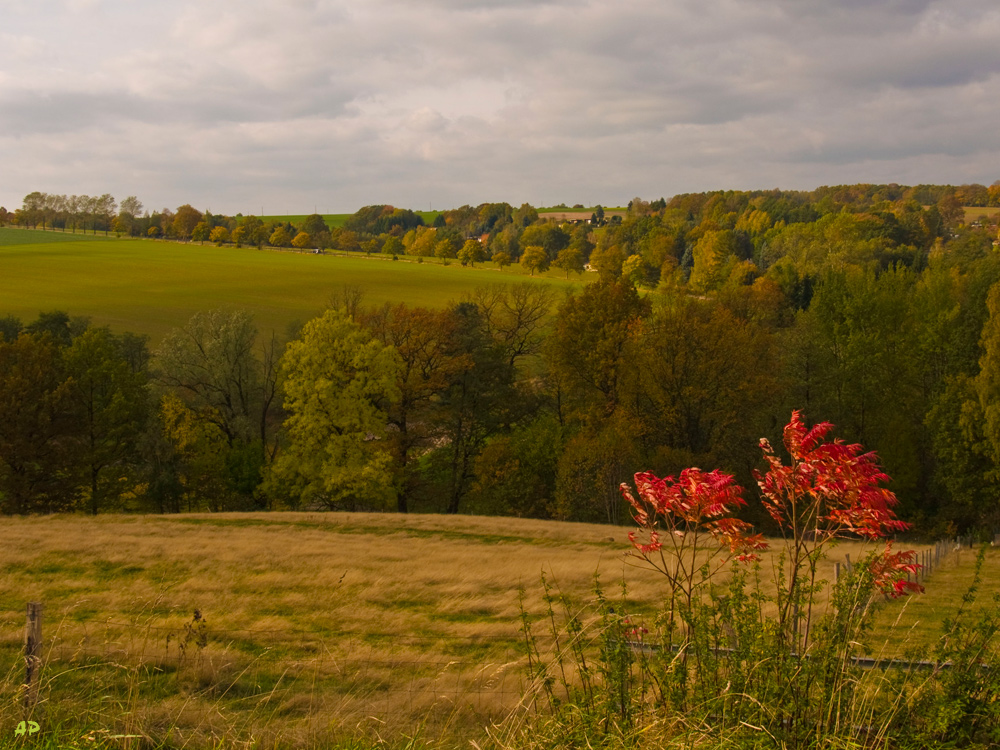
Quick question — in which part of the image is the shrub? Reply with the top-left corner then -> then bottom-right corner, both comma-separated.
509,411 -> 999,749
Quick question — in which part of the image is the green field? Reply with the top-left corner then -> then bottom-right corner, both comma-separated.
964,205 -> 1000,223
260,213 -> 353,227
0,227 -> 109,245
0,229 -> 582,342
260,210 -> 442,228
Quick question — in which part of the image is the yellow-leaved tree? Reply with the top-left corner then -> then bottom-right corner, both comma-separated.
266,308 -> 401,510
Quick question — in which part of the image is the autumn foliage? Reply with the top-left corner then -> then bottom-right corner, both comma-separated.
756,410 -> 921,598
622,469 -> 765,559
621,410 -> 921,631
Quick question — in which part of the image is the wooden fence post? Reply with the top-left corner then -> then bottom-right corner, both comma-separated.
24,602 -> 42,710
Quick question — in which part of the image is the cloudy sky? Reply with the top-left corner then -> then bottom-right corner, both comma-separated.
2,0 -> 998,215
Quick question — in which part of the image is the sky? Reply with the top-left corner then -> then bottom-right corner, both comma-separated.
1,0 -> 999,216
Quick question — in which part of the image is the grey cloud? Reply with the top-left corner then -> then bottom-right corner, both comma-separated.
1,0 -> 999,213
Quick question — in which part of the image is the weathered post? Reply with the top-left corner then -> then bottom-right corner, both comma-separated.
24,602 -> 42,709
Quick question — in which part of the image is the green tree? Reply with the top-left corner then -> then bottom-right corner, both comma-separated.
470,413 -> 562,517
362,304 -> 466,512
0,334 -> 78,514
493,251 -> 512,270
239,215 -> 269,249
553,247 -> 585,278
0,315 -> 22,343
382,235 -> 404,256
547,280 -> 651,414
689,229 -> 737,293
458,239 -> 485,266
267,309 -> 401,509
435,237 -> 458,260
156,309 -> 279,468
974,280 -> 1000,517
25,310 -> 88,348
119,195 -> 143,236
191,221 -> 211,244
798,267 -> 925,508
302,213 -> 329,237
466,283 -> 554,370
433,302 -> 520,514
64,328 -> 150,514
158,392 -> 231,511
520,245 -> 550,275
520,223 -> 570,259
927,374 -> 999,530
622,297 -> 781,486
588,245 -> 624,280
621,254 -> 646,286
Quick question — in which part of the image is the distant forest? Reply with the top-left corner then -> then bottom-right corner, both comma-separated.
3,182 -> 1000,535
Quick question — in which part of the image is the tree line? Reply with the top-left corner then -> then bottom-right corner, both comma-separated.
3,182 -> 1000,533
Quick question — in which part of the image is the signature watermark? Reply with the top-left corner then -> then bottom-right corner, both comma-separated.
14,721 -> 40,737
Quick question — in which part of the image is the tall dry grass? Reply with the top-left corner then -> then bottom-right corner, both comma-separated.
0,513 -> 984,748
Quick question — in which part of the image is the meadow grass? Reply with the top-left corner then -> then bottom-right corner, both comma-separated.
868,541 -> 1000,655
0,513 -> 992,748
0,227 -> 109,245
0,230 -> 583,343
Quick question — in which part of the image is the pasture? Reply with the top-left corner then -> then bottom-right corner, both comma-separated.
260,211 -> 441,228
964,205 -> 1000,223
0,512 -> 994,749
0,229 -> 582,343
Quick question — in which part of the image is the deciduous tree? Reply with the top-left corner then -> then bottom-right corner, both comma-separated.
0,334 -> 78,514
267,309 -> 401,509
554,247 -> 584,278
362,304 -> 466,511
64,328 -> 150,514
520,245 -> 549,275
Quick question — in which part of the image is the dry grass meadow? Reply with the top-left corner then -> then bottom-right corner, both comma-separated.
0,513 -> 995,748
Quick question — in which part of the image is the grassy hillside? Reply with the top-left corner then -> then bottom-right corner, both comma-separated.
0,513 -> 993,749
260,211 -> 442,228
0,229 -> 582,342
0,227 -> 109,245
